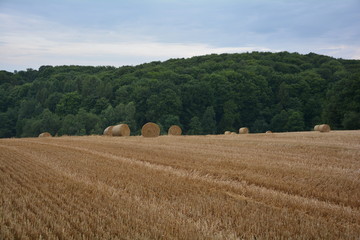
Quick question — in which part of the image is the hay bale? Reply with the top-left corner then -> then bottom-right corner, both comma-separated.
239,127 -> 249,134
103,126 -> 114,136
142,122 -> 160,137
39,132 -> 52,137
224,131 -> 231,135
265,131 -> 272,134
112,124 -> 130,136
314,125 -> 320,131
230,132 -> 237,135
168,125 -> 182,135
319,124 -> 331,132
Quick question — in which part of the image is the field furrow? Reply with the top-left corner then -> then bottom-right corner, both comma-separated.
21,134 -> 359,209
1,131 -> 360,239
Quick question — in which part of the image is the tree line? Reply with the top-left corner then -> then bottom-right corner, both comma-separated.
1,51 -> 359,138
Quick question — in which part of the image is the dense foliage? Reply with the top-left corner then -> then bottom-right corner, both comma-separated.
1,51 -> 359,138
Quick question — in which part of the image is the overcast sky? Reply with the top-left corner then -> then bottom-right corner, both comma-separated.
1,0 -> 359,71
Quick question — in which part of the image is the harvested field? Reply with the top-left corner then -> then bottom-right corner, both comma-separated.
1,131 -> 360,239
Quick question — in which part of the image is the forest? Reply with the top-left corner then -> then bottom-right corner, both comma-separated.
0,51 -> 359,138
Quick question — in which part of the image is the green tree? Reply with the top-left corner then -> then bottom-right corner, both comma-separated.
76,109 -> 101,135
342,112 -> 360,130
113,103 -> 126,123
323,74 -> 360,129
18,99 -> 43,120
124,102 -> 137,131
0,87 -> 9,112
160,114 -> 181,134
286,110 -> 305,131
21,118 -> 42,137
114,85 -> 131,106
146,88 -> 181,122
80,76 -> 100,97
0,108 -> 18,138
93,97 -> 110,114
58,114 -> 84,136
0,112 -> 13,138
56,92 -> 81,116
188,116 -> 203,135
181,79 -> 214,126
278,82 -> 290,109
45,93 -> 63,112
91,122 -> 103,135
63,79 -> 77,92
218,100 -> 237,133
270,110 -> 289,132
1,52 -> 360,138
201,106 -> 216,134
39,109 -> 61,136
100,105 -> 116,127
252,118 -> 269,133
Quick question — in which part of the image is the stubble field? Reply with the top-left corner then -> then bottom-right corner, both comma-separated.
1,131 -> 360,239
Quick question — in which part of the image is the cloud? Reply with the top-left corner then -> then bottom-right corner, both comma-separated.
0,13 -> 271,70
0,33 -> 271,69
1,0 -> 360,72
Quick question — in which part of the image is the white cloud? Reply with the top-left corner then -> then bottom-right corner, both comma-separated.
0,13 -> 271,70
1,9 -> 359,72
0,33 -> 271,68
318,45 -> 360,60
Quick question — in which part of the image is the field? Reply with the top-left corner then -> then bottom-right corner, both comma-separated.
1,131 -> 360,239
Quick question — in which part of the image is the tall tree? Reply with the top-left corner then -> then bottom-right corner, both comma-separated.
201,106 -> 216,134
188,116 -> 203,135
56,92 -> 81,116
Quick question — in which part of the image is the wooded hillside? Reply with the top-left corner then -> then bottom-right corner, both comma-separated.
1,51 -> 359,138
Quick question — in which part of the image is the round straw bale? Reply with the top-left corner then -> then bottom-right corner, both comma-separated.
265,131 -> 272,134
168,125 -> 182,135
224,131 -> 231,135
112,124 -> 130,136
231,132 -> 237,135
239,127 -> 249,134
314,125 -> 320,131
39,132 -> 52,137
319,124 -> 331,132
142,122 -> 160,137
103,126 -> 114,136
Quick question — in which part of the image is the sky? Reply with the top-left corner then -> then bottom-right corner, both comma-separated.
0,0 -> 360,72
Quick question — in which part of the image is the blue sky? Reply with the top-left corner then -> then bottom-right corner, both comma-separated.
1,0 -> 359,71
